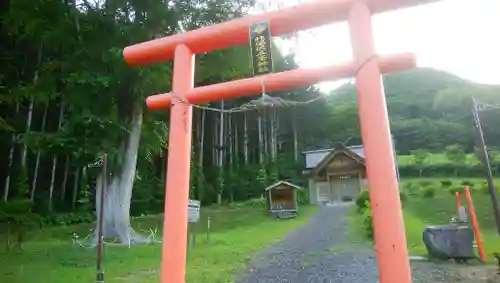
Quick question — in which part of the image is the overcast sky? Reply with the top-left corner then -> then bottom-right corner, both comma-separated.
270,0 -> 500,92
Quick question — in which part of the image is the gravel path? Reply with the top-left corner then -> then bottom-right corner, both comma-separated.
236,205 -> 454,283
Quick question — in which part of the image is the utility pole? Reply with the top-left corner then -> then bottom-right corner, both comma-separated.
471,97 -> 500,236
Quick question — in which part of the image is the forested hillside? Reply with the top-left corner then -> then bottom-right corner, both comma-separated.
327,68 -> 500,153
1,0 -> 500,237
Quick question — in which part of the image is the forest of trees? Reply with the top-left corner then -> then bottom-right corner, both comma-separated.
1,0 -> 499,242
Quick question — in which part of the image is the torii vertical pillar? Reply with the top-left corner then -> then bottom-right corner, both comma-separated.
161,45 -> 195,283
349,3 -> 412,283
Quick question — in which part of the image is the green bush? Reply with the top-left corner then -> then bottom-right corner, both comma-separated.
476,182 -> 489,195
296,189 -> 309,205
440,180 -> 452,187
419,180 -> 433,187
229,198 -> 267,209
421,186 -> 437,198
356,188 -> 406,213
403,182 -> 419,196
41,212 -> 95,226
475,181 -> 500,195
461,180 -> 473,186
0,200 -> 41,248
399,190 -> 407,204
356,189 -> 370,213
447,185 -> 464,195
362,201 -> 373,239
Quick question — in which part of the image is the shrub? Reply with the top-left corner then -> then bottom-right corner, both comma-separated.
236,198 -> 266,209
362,201 -> 373,239
355,189 -> 370,213
399,191 -> 407,205
476,182 -> 490,195
447,185 -> 464,195
475,181 -> 500,195
41,212 -> 95,226
0,199 -> 40,249
421,186 -> 437,198
461,180 -> 473,186
403,182 -> 419,196
419,180 -> 433,187
356,188 -> 406,213
296,189 -> 309,205
440,180 -> 452,187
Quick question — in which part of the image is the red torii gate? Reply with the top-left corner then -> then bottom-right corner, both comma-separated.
123,0 -> 440,282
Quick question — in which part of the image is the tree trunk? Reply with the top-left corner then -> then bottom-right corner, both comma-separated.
94,104 -> 146,244
21,97 -> 34,169
30,104 -> 49,201
21,47 -> 43,169
72,167 -> 82,211
262,109 -> 269,162
258,110 -> 264,164
228,113 -> 234,203
243,112 -> 248,165
60,155 -> 70,202
48,102 -> 65,212
216,101 -> 225,205
3,102 -> 20,201
271,108 -> 277,161
213,112 -> 218,167
292,107 -> 299,162
197,109 -> 205,201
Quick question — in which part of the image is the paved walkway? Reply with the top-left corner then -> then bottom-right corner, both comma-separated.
236,205 -> 452,283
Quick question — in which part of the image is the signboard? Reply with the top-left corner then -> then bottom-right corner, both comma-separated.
249,21 -> 274,76
188,199 -> 200,223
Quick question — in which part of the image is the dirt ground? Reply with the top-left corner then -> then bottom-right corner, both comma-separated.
450,264 -> 500,283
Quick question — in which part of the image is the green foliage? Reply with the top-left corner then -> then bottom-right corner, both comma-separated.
12,164 -> 29,199
0,200 -> 40,248
419,180 -> 433,187
228,198 -> 267,210
447,185 -> 464,195
440,180 -> 452,187
296,189 -> 309,205
355,189 -> 370,213
461,180 -> 473,186
421,185 -> 437,198
355,188 -> 406,213
444,144 -> 466,164
403,182 -> 419,196
474,181 -> 500,195
361,201 -> 374,239
255,165 -> 267,190
41,212 -> 95,226
399,190 -> 407,205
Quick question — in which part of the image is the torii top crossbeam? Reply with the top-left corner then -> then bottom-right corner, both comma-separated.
124,0 -> 439,67
122,1 -> 443,283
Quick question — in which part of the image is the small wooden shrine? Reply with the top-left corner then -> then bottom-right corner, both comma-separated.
264,180 -> 302,219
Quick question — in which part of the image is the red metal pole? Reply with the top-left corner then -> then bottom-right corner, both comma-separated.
348,3 -> 412,283
464,186 -> 487,263
161,44 -> 194,283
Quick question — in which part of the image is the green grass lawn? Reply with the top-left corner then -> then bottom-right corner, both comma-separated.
350,177 -> 500,263
0,205 -> 318,283
401,178 -> 500,262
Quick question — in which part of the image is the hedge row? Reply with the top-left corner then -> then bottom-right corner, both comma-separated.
397,164 -> 500,178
